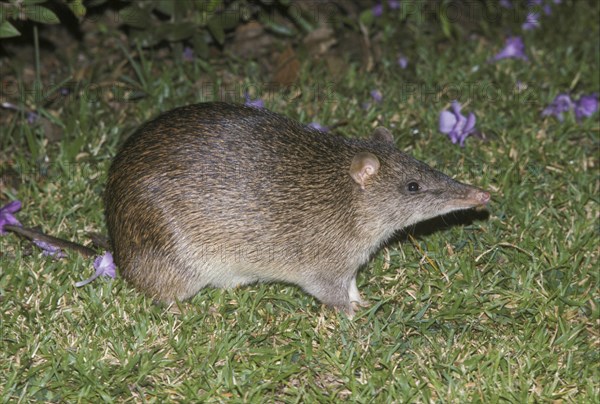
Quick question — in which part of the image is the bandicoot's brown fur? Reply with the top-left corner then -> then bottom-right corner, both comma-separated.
105,102 -> 489,316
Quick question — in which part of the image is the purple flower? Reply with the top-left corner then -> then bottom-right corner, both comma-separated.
372,4 -> 383,17
0,200 -> 22,235
1,102 -> 39,124
370,89 -> 383,103
26,111 -> 39,124
528,0 -> 557,16
492,37 -> 528,61
308,122 -> 329,132
499,0 -> 513,8
182,46 -> 194,62
75,252 -> 117,287
244,93 -> 264,108
574,94 -> 599,121
398,55 -> 408,69
541,93 -> 573,122
362,89 -> 383,110
439,101 -> 477,147
522,12 -> 540,30
372,0 -> 400,17
33,240 -> 67,259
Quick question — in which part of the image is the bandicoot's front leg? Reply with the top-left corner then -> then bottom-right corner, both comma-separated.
348,277 -> 369,311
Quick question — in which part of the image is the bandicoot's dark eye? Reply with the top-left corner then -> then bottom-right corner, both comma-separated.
407,181 -> 420,192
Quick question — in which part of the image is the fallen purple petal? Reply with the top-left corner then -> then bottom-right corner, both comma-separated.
1,102 -> 40,124
574,94 -> 599,121
94,252 -> 117,278
492,36 -> 528,61
370,89 -> 383,103
308,122 -> 329,132
33,240 -> 67,259
451,100 -> 463,115
182,46 -> 194,62
244,93 -> 264,108
27,111 -> 40,124
464,112 -> 476,134
522,12 -> 540,30
0,200 -> 22,235
75,251 -> 116,287
439,110 -> 458,134
541,93 -> 573,122
372,0 -> 400,17
398,56 -> 408,69
439,101 -> 477,147
372,3 -> 383,17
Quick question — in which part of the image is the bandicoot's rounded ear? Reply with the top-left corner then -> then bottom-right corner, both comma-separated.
371,127 -> 394,144
349,152 -> 380,190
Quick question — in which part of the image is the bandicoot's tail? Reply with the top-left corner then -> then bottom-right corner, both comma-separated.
3,225 -> 97,257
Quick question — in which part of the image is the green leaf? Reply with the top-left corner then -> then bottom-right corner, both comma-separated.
192,32 -> 210,60
220,7 -> 241,31
359,9 -> 374,27
154,0 -> 175,17
155,22 -> 196,42
205,0 -> 223,13
0,21 -> 21,38
207,17 -> 225,45
23,0 -> 50,5
439,0 -> 452,38
258,13 -> 294,36
86,0 -> 109,6
118,6 -> 153,29
439,13 -> 452,38
67,0 -> 87,18
24,5 -> 60,24
287,8 -> 313,33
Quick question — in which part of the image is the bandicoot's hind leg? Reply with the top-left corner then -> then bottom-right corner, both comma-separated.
121,253 -> 204,302
301,276 -> 357,317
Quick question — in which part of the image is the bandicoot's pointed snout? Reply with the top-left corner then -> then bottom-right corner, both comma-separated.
465,187 -> 491,206
473,189 -> 491,205
446,185 -> 490,211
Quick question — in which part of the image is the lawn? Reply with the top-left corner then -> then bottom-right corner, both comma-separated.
1,0 -> 598,402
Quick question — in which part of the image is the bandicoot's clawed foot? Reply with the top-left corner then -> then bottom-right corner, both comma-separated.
339,297 -> 370,320
348,277 -> 369,311
341,304 -> 356,319
351,298 -> 370,311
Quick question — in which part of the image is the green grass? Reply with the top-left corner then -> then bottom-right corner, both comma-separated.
1,1 -> 598,402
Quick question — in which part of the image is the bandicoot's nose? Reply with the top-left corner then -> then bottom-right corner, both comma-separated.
476,190 -> 491,205
465,187 -> 491,206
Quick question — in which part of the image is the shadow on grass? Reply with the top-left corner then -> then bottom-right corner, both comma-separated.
392,208 -> 491,244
